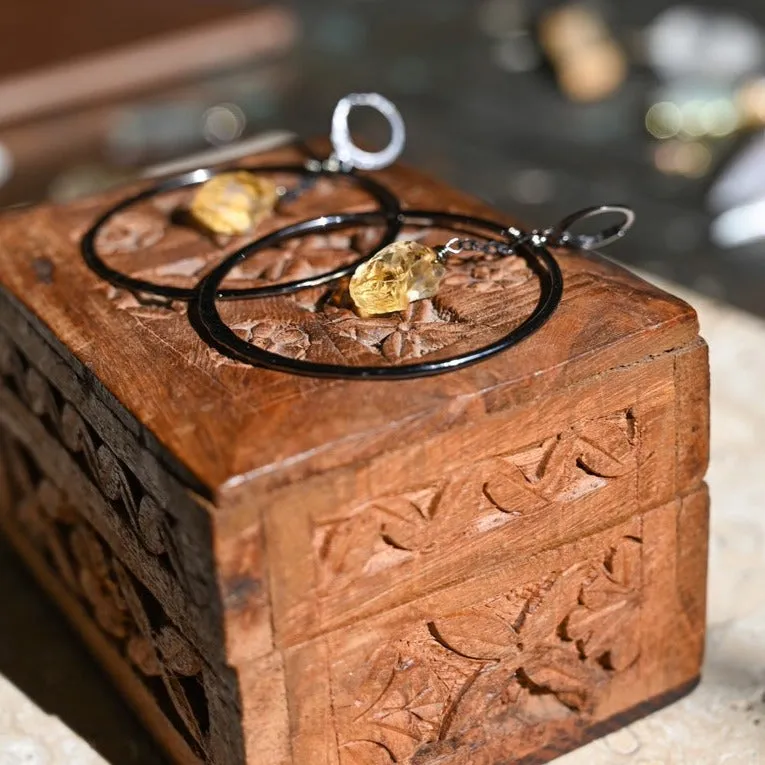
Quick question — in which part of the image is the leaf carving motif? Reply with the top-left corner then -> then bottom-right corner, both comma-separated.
430,612 -> 519,662
563,537 -> 642,671
337,538 -> 642,762
340,740 -> 398,765
510,412 -> 638,503
314,487 -> 440,590
315,412 -> 638,593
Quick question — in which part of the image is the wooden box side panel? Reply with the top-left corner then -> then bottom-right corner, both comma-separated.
242,340 -> 708,654
0,295 -> 247,764
275,488 -> 708,765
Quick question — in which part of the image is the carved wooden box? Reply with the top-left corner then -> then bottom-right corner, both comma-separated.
0,141 -> 709,765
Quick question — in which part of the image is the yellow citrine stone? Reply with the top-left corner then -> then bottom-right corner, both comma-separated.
189,172 -> 278,235
350,240 -> 446,316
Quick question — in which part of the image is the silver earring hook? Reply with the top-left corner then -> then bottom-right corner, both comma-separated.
546,204 -> 636,251
329,93 -> 406,172
437,204 -> 635,261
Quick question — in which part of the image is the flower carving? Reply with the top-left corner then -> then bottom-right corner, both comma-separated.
96,209 -> 168,254
441,253 -> 532,292
94,198 -> 549,370
324,300 -> 468,362
337,539 -> 642,763
231,321 -> 311,360
228,232 -> 362,285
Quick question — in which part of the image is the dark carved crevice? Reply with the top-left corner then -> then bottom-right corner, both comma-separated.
0,331 -> 197,605
0,419 -> 224,762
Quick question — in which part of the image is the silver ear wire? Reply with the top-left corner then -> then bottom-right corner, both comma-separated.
329,93 -> 406,172
547,205 -> 636,250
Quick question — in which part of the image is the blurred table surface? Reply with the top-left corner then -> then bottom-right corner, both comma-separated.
1,275 -> 763,764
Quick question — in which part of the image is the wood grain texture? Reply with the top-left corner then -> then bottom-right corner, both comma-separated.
0,141 -> 709,764
0,140 -> 700,497
284,490 -> 708,765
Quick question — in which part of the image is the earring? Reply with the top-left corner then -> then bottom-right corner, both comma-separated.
192,205 -> 633,380
349,205 -> 635,316
189,92 -> 406,236
193,209 -> 562,380
80,93 -> 405,302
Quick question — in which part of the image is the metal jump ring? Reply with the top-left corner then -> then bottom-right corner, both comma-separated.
547,204 -> 635,251
330,93 -> 406,172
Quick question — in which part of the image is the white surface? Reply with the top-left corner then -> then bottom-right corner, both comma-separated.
0,676 -> 106,765
0,282 -> 763,763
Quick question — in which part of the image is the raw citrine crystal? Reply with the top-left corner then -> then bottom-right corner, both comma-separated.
350,240 -> 446,316
189,172 -> 278,235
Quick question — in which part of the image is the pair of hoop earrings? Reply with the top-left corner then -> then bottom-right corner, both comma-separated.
81,93 -> 635,380
82,93 -> 405,302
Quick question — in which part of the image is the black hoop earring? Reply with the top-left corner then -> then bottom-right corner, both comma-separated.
81,166 -> 402,302
80,93 -> 406,302
193,209 -> 565,380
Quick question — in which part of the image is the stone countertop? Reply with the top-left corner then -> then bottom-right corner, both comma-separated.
0,278 -> 763,764
0,676 -> 106,765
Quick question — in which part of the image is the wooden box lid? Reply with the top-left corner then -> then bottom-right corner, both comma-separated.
0,141 -> 699,504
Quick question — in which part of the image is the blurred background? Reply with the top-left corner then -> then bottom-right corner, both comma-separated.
1,0 -> 765,314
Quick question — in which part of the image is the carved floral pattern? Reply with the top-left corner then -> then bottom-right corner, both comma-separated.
230,321 -> 311,360
0,433 -> 212,758
322,301 -> 468,363
95,174 -> 382,310
213,235 -> 537,366
0,327 -> 232,760
227,230 -> 379,284
0,329 -> 203,606
99,229 -> 366,313
314,411 -> 638,591
440,249 -> 533,292
96,208 -> 168,254
335,538 -> 642,764
94,194 -> 540,369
